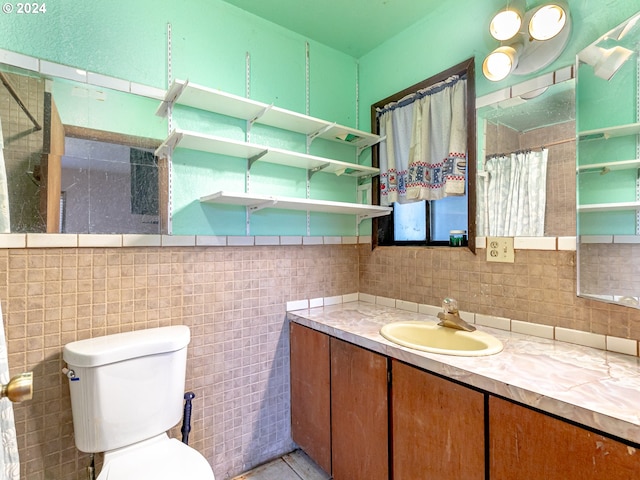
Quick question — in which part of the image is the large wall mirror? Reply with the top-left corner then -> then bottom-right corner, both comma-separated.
576,11 -> 640,308
0,60 -> 167,234
476,68 -> 576,238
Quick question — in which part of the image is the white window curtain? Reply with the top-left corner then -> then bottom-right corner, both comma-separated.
377,75 -> 467,206
378,103 -> 414,205
0,117 -> 9,233
484,149 -> 548,236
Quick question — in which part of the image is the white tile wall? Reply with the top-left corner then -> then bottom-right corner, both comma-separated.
376,296 -> 396,308
0,48 -> 39,71
255,236 -> 280,246
302,237 -> 323,245
514,236 -> 556,250
227,236 -> 254,246
280,236 -> 303,245
606,336 -> 638,356
418,304 -> 441,316
472,313 -> 511,330
78,234 -> 122,248
557,236 -> 577,251
123,234 -> 162,247
512,320 -> 554,339
396,300 -> 418,312
26,233 -> 77,248
196,236 -> 227,246
87,72 -> 129,92
0,234 -> 26,248
40,61 -> 87,82
555,327 -> 606,350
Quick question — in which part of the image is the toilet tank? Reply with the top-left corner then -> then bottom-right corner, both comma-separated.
63,326 -> 190,453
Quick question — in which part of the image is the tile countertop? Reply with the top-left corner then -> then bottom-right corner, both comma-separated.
286,301 -> 640,445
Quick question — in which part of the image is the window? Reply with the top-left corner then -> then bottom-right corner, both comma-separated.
371,58 -> 476,252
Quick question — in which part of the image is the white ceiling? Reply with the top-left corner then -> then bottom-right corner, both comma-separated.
220,0 -> 445,57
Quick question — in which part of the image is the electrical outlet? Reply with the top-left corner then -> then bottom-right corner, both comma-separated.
486,237 -> 515,263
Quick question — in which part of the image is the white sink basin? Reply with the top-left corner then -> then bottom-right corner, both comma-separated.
380,320 -> 503,356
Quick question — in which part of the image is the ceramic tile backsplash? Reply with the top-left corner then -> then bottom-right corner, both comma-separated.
1,245 -> 359,480
358,245 -> 640,340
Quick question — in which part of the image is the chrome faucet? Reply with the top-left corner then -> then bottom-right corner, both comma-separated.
437,298 -> 476,332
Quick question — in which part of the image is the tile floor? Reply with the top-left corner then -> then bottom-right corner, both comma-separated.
232,450 -> 329,480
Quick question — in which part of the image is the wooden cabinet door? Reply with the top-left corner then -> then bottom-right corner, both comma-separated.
490,396 -> 640,479
289,323 -> 331,474
331,337 -> 388,480
391,359 -> 485,480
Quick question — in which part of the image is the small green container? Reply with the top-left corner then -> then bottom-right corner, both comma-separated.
449,230 -> 466,247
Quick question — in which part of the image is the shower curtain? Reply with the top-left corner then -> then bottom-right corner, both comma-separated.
0,302 -> 19,479
484,149 -> 548,236
0,117 -> 10,233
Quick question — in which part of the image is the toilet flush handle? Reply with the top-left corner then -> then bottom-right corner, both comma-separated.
62,367 -> 78,381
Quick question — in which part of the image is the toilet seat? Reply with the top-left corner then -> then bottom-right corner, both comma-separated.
97,434 -> 215,479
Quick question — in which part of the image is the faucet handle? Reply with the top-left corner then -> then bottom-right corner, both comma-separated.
442,297 -> 459,314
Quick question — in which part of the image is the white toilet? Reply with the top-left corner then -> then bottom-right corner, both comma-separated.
63,326 -> 215,479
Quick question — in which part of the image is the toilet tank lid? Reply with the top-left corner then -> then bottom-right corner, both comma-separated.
63,326 -> 190,368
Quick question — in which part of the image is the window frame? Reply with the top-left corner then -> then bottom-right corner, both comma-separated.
370,57 -> 476,253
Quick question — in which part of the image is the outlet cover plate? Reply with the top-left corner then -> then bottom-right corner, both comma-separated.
486,237 -> 515,263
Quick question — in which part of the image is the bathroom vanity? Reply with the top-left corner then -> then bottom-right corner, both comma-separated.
288,301 -> 640,480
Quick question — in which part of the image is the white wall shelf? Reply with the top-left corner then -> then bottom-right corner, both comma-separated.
157,78 -> 390,234
577,159 -> 640,173
200,191 -> 392,223
155,129 -> 380,178
578,201 -> 640,213
156,79 -> 381,150
578,122 -> 640,141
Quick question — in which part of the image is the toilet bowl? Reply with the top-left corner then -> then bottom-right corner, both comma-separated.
63,326 -> 215,479
96,434 -> 213,479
